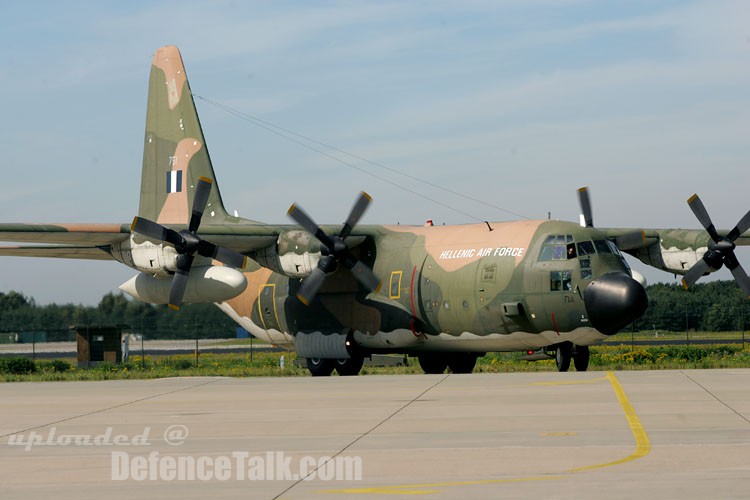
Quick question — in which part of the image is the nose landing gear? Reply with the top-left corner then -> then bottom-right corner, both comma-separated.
555,342 -> 590,372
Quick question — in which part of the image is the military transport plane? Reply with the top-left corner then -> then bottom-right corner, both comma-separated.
2,46 -> 749,376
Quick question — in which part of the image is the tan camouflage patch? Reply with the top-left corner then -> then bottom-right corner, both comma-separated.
224,267 -> 275,317
50,223 -> 124,233
386,221 -> 544,272
152,45 -> 187,111
156,138 -> 203,225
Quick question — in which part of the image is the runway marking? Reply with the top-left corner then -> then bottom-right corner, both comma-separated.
323,371 -> 650,495
567,371 -> 651,472
532,375 -> 607,386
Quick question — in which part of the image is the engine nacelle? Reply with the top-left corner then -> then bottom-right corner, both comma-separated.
630,241 -> 707,276
250,230 -> 321,278
119,266 -> 247,305
111,237 -> 178,277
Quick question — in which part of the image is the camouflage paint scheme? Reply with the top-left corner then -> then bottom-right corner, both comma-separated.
0,46 -> 747,374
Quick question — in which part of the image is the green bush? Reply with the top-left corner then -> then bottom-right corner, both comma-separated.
160,357 -> 194,370
36,359 -> 72,373
0,356 -> 37,374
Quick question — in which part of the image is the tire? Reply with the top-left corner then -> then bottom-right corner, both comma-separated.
334,355 -> 364,376
307,357 -> 335,377
573,345 -> 590,372
418,354 -> 449,374
447,353 -> 478,374
555,342 -> 572,372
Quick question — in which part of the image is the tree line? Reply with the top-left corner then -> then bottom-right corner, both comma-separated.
1,280 -> 748,340
0,291 -> 238,340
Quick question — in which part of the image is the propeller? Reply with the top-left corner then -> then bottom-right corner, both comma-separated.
130,176 -> 248,310
578,187 -> 594,228
681,194 -> 750,298
287,191 -> 381,305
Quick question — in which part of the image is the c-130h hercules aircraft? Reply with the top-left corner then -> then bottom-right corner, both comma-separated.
2,46 -> 750,376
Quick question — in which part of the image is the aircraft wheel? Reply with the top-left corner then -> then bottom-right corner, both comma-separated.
418,354 -> 449,374
448,353 -> 478,374
334,355 -> 364,376
573,345 -> 590,372
307,358 -> 335,377
555,343 -> 572,372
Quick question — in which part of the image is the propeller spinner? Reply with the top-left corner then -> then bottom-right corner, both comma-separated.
130,176 -> 247,310
681,194 -> 750,298
287,192 -> 381,305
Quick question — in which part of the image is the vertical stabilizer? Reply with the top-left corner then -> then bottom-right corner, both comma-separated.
139,46 -> 229,225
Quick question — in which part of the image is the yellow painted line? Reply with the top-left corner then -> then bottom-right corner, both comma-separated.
322,371 -> 650,495
532,375 -> 607,386
323,476 -> 566,495
567,371 -> 651,473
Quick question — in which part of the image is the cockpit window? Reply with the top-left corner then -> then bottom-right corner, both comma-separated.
607,240 -> 622,256
577,241 -> 595,255
539,235 -> 575,261
593,240 -> 612,254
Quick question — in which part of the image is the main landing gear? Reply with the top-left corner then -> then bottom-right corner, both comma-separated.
306,355 -> 365,376
417,353 -> 479,374
554,342 -> 590,372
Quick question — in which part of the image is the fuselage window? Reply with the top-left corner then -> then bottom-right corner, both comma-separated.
580,257 -> 592,280
550,270 -> 573,291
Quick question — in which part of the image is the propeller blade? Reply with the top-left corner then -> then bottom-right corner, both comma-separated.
727,259 -> 750,299
340,192 -> 372,239
168,270 -> 190,311
168,254 -> 195,310
189,177 -> 213,233
577,187 -> 593,228
348,259 -> 382,292
727,209 -> 750,241
132,216 -> 183,247
207,243 -> 247,269
296,267 -> 328,306
287,204 -> 335,250
687,194 -> 720,242
681,259 -> 710,289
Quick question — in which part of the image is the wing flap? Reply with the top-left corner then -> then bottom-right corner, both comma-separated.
0,246 -> 114,260
0,223 -> 130,245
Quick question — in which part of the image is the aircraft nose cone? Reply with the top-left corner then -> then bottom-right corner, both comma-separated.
584,271 -> 648,335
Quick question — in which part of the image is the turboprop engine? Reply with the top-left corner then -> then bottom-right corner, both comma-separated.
119,266 -> 247,305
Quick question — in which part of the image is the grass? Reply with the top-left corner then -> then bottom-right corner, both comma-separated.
604,329 -> 749,343
2,344 -> 750,382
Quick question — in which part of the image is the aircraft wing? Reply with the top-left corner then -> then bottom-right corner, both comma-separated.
0,222 -> 280,260
603,227 -> 750,276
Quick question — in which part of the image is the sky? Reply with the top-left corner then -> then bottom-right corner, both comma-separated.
1,0 -> 749,305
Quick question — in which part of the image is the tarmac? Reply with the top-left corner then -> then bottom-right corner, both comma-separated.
1,370 -> 749,499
